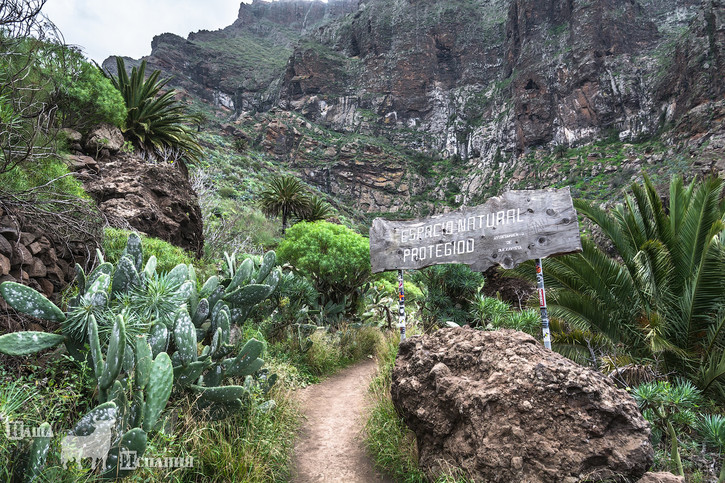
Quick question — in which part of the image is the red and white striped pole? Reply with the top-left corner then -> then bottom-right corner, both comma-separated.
535,258 -> 552,349
398,269 -> 406,341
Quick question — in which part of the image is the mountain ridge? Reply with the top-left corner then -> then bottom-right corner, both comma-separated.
103,0 -> 724,216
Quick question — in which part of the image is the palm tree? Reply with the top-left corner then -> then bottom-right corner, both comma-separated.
299,194 -> 333,222
105,57 -> 202,162
515,175 -> 725,399
259,174 -> 309,234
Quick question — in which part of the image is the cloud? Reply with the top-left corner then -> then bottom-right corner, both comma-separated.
42,0 -> 246,63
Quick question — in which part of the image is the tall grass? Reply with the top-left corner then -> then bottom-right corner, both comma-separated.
268,325 -> 382,382
364,331 -> 427,482
123,385 -> 301,483
364,331 -> 471,483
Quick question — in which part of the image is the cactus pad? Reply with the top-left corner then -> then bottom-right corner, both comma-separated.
0,282 -> 65,322
0,331 -> 65,356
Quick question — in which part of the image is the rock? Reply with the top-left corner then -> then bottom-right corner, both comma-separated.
11,243 -> 33,267
45,264 -> 65,283
37,278 -> 55,299
0,221 -> 19,242
0,213 -> 96,306
9,269 -> 29,283
19,232 -> 37,245
0,235 -> 12,258
391,328 -> 653,482
0,254 -> 10,276
38,247 -> 58,266
27,258 -> 47,278
66,154 -> 99,173
61,128 -> 82,143
82,153 -> 204,257
28,241 -> 43,256
84,123 -> 124,154
637,472 -> 685,483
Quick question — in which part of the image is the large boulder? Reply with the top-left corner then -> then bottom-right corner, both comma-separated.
84,123 -> 125,156
79,153 -> 204,257
391,328 -> 653,482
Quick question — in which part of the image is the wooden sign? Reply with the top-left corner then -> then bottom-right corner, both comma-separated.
369,187 -> 582,273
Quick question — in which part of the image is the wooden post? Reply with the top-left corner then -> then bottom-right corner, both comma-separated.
535,258 -> 552,349
398,269 -> 406,341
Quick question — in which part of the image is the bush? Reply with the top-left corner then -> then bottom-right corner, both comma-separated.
0,155 -> 87,198
47,47 -> 126,131
277,221 -> 371,312
102,227 -> 202,274
469,293 -> 540,335
372,272 -> 424,304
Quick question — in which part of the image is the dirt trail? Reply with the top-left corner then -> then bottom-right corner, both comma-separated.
291,358 -> 394,483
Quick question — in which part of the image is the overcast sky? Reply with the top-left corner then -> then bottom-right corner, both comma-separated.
41,0 -> 249,63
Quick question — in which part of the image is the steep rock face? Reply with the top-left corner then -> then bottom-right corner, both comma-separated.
107,0 -> 721,214
247,109 -> 411,212
280,0 -> 700,152
391,328 -> 653,482
104,0 -> 357,111
657,0 -> 725,124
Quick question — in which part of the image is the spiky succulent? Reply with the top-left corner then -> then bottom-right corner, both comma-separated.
123,272 -> 191,328
105,57 -> 203,162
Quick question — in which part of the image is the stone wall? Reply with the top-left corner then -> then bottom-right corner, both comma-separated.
0,209 -> 95,304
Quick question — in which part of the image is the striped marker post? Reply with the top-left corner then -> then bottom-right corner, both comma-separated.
398,269 -> 406,341
535,258 -> 552,349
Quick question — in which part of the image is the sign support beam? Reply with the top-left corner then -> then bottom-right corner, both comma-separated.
398,269 -> 406,341
535,258 -> 552,349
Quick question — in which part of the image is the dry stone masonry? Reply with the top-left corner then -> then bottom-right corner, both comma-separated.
0,210 -> 83,305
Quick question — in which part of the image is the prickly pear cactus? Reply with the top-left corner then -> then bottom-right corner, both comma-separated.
0,331 -> 65,356
23,422 -> 51,482
0,282 -> 65,322
143,352 -> 173,432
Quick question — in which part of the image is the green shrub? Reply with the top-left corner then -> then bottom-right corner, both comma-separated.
277,221 -> 371,312
47,47 -> 126,131
469,293 -> 540,335
268,326 -> 381,381
103,227 -> 202,274
372,272 -> 424,304
0,155 -> 87,197
633,380 -> 703,477
217,186 -> 238,199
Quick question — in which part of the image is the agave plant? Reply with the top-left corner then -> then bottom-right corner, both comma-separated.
698,414 -> 725,482
105,57 -> 202,162
632,379 -> 702,477
514,175 -> 725,399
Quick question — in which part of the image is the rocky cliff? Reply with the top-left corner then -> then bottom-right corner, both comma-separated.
106,0 -> 724,214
